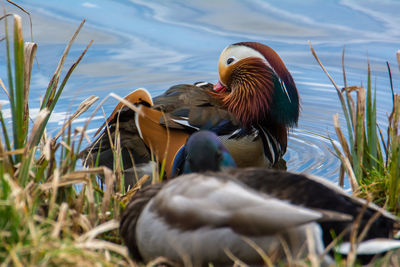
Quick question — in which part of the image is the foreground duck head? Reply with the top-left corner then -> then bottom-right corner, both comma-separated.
171,131 -> 237,176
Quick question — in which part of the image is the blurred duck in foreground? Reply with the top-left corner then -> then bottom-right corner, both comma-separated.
120,131 -> 400,266
170,130 -> 237,175
80,42 -> 300,186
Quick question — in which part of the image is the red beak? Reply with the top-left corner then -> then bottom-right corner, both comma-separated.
213,81 -> 227,92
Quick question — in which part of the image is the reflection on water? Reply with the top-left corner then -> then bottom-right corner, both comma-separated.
2,0 -> 400,184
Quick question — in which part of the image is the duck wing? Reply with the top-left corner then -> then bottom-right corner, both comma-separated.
149,174 -> 322,236
226,168 -> 399,242
153,83 -> 239,135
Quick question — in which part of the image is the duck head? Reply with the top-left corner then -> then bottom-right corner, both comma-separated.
171,131 -> 237,176
214,42 -> 300,127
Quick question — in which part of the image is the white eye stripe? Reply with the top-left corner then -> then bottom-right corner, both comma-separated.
219,45 -> 272,70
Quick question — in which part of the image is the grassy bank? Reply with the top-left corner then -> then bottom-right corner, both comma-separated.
0,13 -> 133,266
310,43 -> 400,215
1,9 -> 400,267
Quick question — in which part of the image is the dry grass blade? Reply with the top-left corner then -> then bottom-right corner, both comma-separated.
6,0 -> 33,41
23,42 -> 36,122
77,93 -> 134,159
39,169 -> 105,190
357,210 -> 382,244
355,87 -> 366,178
75,240 -> 132,263
48,168 -> 60,216
242,236 -> 274,267
1,148 -> 25,156
42,19 -> 86,108
339,165 -> 345,187
342,47 -> 347,90
0,78 -> 10,99
342,49 -> 356,129
223,248 -> 249,267
146,257 -> 176,267
77,219 -> 119,242
330,138 -> 359,192
309,41 -> 341,92
109,93 -> 143,116
333,114 -> 352,165
51,202 -> 68,238
101,167 -> 116,219
397,50 -> 400,71
9,249 -> 23,267
54,95 -> 99,140
305,228 -> 319,267
347,201 -> 369,266
320,226 -> 350,262
113,112 -> 123,193
310,41 -> 355,159
26,108 -> 49,150
120,175 -> 151,205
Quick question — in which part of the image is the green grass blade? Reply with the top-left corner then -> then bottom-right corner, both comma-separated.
3,15 -> 14,113
388,95 -> 400,211
366,62 -> 378,171
41,19 -> 86,111
0,110 -> 12,154
47,40 -> 93,114
13,15 -> 26,152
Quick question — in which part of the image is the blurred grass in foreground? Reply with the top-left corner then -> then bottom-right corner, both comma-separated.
0,11 -> 135,266
310,43 -> 400,215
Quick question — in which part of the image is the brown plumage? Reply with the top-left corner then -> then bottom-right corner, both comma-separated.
212,57 -> 275,126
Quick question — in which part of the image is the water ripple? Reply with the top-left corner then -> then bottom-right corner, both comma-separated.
286,129 -> 342,184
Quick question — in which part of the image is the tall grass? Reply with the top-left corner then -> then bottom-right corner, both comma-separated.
0,12 -> 134,266
310,43 -> 400,214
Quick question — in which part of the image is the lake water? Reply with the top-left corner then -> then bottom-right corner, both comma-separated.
1,0 -> 400,185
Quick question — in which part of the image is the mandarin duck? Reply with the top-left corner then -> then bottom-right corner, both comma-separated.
80,42 -> 299,186
120,131 -> 400,265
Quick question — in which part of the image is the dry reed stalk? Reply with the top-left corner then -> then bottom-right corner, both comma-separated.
355,87 -> 366,178
305,227 -> 319,267
51,202 -> 68,238
397,50 -> 400,70
333,114 -> 352,164
331,115 -> 359,191
77,219 -> 119,242
0,78 -> 10,99
54,96 -> 99,141
42,20 -> 86,109
242,236 -> 275,267
346,202 -> 369,266
113,111 -> 123,193
277,235 -> 293,265
26,108 -> 49,151
119,174 -> 151,205
101,167 -> 116,220
223,249 -> 249,267
146,257 -> 177,267
23,42 -> 36,124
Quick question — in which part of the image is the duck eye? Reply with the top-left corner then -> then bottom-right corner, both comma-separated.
226,57 -> 235,65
